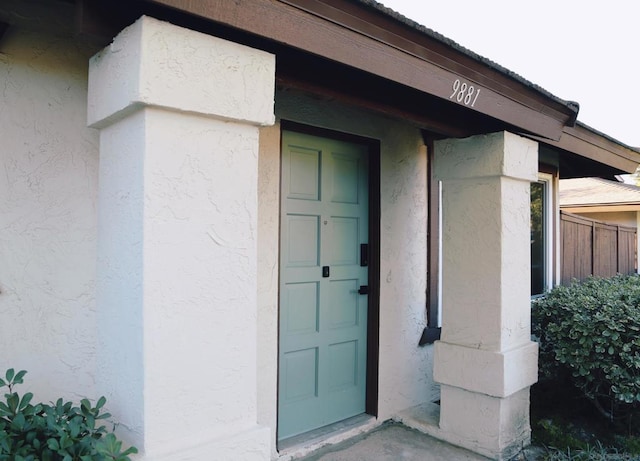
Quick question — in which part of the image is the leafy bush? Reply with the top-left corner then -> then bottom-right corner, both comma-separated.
532,275 -> 640,426
0,369 -> 137,461
536,417 -> 593,452
614,434 -> 640,456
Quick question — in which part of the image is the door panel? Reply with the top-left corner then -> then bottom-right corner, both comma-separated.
286,215 -> 320,267
278,130 -> 369,441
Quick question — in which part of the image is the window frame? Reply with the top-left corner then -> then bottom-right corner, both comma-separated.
531,171 -> 559,297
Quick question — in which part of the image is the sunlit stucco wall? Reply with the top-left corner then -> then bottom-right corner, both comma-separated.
1,21 -> 436,460
0,28 -> 99,402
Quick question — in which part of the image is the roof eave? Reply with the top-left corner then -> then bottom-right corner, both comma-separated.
530,123 -> 640,174
144,0 -> 578,141
74,0 -> 635,172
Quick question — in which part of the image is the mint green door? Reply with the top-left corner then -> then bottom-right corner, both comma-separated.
278,130 -> 369,441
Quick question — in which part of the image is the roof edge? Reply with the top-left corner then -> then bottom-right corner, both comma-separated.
357,0 -> 581,120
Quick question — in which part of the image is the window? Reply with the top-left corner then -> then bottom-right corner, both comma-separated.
531,173 -> 555,296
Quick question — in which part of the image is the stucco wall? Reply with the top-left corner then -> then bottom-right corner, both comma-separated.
88,16 -> 275,458
257,89 -> 437,456
568,210 -> 637,228
1,24 -> 435,456
0,28 -> 99,401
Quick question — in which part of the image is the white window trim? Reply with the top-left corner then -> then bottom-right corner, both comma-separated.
552,176 -> 560,288
533,172 -> 558,296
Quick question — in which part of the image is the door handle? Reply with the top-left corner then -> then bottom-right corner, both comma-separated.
358,285 -> 369,295
360,244 -> 369,267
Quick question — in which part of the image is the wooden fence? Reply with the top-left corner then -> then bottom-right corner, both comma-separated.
560,211 -> 637,284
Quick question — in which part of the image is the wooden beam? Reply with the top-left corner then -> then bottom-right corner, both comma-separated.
74,0 -> 143,45
276,77 -> 475,138
147,0 -> 573,140
283,0 -> 576,122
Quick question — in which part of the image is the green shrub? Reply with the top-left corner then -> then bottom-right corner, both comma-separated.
536,417 -> 592,452
614,434 -> 640,456
0,369 -> 137,461
532,275 -> 640,426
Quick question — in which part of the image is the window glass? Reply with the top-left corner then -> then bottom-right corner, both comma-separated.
530,181 -> 546,295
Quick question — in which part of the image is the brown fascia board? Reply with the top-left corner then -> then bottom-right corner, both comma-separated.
530,122 -> 640,174
298,0 -> 578,122
146,0 -> 577,141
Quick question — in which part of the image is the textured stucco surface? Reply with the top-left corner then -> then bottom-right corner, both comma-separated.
257,123 -> 282,458
0,28 -> 100,402
88,16 -> 275,129
258,89 -> 437,458
97,109 -> 272,458
438,386 -> 531,460
433,132 -> 539,460
89,16 -> 274,460
435,132 -> 538,351
94,112 -> 145,443
433,340 -> 538,398
6,16 -> 436,461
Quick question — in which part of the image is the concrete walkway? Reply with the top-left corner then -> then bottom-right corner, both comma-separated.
295,422 -> 545,461
297,423 -> 490,461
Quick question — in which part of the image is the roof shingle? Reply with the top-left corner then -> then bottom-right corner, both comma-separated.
560,177 -> 640,207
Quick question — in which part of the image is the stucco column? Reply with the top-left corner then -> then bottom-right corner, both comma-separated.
433,132 -> 539,460
87,16 -> 274,460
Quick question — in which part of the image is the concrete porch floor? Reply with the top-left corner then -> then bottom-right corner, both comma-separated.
293,422 -> 544,461
295,422 -> 489,460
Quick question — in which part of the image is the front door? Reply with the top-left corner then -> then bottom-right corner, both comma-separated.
278,130 -> 369,441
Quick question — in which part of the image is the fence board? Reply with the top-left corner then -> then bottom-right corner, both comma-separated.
594,224 -> 617,278
618,228 -> 636,274
560,213 -> 593,284
560,211 -> 636,284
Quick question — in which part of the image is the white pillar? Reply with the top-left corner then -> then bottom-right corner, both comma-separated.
433,132 -> 539,460
88,16 -> 275,460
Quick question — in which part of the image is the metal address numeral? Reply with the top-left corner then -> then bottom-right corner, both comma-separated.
450,79 -> 481,107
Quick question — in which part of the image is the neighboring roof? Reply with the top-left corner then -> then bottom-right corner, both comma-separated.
560,177 -> 640,211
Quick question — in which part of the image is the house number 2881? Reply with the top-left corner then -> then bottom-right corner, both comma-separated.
450,79 -> 481,107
